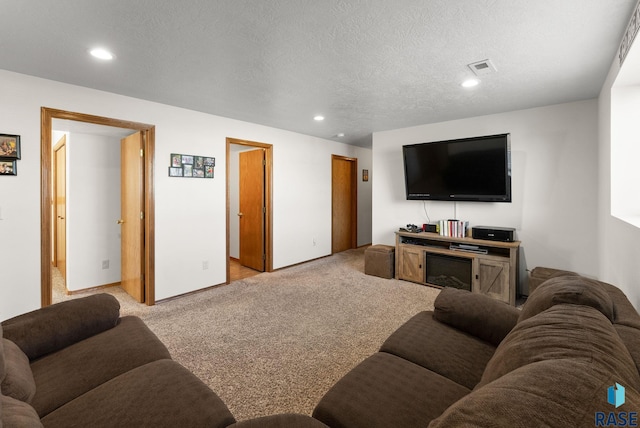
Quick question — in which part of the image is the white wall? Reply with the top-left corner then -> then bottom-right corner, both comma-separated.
598,42 -> 640,309
0,70 -> 372,319
372,100 -> 600,294
66,132 -> 122,291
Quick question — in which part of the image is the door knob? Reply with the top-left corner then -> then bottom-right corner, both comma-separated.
117,219 -> 125,224
237,213 -> 243,217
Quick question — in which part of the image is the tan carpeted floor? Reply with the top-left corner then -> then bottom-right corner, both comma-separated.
53,248 -> 440,421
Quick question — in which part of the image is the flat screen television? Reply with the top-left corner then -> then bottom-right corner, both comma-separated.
403,133 -> 511,202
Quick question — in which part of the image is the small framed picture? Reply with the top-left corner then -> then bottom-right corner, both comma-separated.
204,157 -> 215,167
0,134 -> 20,160
193,168 -> 204,178
205,166 -> 214,178
168,167 -> 183,177
170,153 -> 182,167
194,156 -> 204,168
0,160 -> 17,175
181,155 -> 194,165
183,164 -> 193,177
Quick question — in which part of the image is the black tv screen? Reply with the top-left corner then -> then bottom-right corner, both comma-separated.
403,133 -> 511,202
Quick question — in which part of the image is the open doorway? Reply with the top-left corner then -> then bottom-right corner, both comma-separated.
226,138 -> 273,282
41,108 -> 156,307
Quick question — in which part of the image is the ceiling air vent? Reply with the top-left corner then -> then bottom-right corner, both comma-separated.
468,59 -> 497,76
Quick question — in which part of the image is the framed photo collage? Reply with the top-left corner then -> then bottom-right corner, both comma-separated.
169,153 -> 215,178
0,133 -> 21,176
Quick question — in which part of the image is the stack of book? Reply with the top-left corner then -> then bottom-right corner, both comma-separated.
436,219 -> 469,238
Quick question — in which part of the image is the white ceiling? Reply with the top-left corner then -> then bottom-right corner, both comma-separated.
1,1 -> 636,147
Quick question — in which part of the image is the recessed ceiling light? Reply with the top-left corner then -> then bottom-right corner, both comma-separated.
314,115 -> 325,121
461,78 -> 480,88
336,133 -> 345,137
89,48 -> 115,60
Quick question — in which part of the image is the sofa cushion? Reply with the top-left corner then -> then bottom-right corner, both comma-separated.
429,359 -> 640,427
479,304 -> 640,391
1,339 -> 36,403
40,359 -> 236,428
313,352 -> 470,428
2,394 -> 43,428
380,311 -> 496,389
528,266 -> 579,294
519,274 -> 614,322
616,324 -> 640,374
433,287 -> 519,346
30,316 -> 171,417
1,294 -> 120,361
601,280 -> 640,328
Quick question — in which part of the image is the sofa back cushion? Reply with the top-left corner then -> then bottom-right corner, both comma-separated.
519,275 -> 614,322
429,358 -> 640,427
479,304 -> 640,391
1,394 -> 43,428
1,294 -> 120,361
1,339 -> 36,403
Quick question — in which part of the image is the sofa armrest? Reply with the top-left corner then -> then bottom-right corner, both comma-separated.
433,288 -> 519,346
1,294 -> 120,360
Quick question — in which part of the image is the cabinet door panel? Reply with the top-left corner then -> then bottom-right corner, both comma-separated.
399,247 -> 425,283
477,259 -> 510,303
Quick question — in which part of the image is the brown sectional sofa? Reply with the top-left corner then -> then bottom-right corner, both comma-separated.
313,273 -> 640,427
0,294 -> 238,427
2,271 -> 640,427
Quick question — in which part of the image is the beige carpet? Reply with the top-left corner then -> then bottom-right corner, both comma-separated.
53,248 -> 440,421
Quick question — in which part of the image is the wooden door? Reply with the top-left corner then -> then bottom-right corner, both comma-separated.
54,137 -> 67,280
332,155 -> 357,253
120,132 -> 144,302
239,149 -> 265,271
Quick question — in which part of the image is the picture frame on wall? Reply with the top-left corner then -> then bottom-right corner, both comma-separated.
193,168 -> 204,178
204,157 -> 215,166
194,156 -> 204,168
168,167 -> 183,177
0,134 -> 20,160
205,166 -> 214,178
170,153 -> 182,167
183,164 -> 193,177
0,160 -> 17,175
181,155 -> 194,165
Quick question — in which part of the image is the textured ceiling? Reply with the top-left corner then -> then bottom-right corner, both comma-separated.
1,0 -> 636,146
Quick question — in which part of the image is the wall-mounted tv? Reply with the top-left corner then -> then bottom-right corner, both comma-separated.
403,133 -> 511,202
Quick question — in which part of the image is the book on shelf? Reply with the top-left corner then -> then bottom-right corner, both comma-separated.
436,219 -> 469,238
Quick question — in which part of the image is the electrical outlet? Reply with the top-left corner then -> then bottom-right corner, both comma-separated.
102,260 -> 109,270
202,261 -> 209,270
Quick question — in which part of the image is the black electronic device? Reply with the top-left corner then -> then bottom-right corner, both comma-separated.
472,226 -> 515,242
402,133 -> 511,202
400,224 -> 423,233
